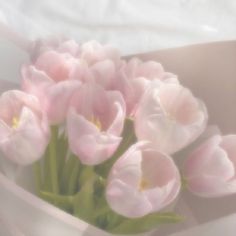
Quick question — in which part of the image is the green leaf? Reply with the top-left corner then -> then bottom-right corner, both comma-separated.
110,212 -> 183,234
40,191 -> 73,212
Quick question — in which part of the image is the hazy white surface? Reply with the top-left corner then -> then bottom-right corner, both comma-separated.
0,0 -> 236,55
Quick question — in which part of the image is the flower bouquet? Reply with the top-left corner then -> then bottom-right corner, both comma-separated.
1,36 -> 236,236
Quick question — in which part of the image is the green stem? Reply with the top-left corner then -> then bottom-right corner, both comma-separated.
49,126 -> 59,194
67,160 -> 80,195
43,147 -> 51,191
33,161 -> 42,195
73,175 -> 97,222
79,165 -> 95,187
60,154 -> 78,194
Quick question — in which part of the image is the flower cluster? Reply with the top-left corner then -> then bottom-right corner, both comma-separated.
0,39 -> 235,234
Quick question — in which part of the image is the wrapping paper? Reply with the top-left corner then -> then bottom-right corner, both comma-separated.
0,38 -> 236,235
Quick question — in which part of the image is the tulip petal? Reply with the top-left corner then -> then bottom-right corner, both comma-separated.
0,121 -> 11,140
106,179 -> 152,218
106,144 -> 180,217
0,107 -> 49,165
91,59 -> 115,89
106,91 -> 126,135
135,81 -> 207,154
67,110 -> 121,165
188,175 -> 236,198
220,135 -> 236,166
45,80 -> 81,124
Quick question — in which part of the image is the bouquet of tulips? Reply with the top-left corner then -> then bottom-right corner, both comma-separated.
1,39 -> 235,235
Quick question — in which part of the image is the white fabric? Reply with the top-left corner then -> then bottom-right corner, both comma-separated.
0,0 -> 236,55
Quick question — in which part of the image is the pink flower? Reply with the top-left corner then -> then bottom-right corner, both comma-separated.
67,83 -> 126,165
75,41 -> 122,89
184,135 -> 236,197
134,81 -> 207,154
124,58 -> 175,81
106,143 -> 181,218
22,64 -> 81,125
0,90 -> 49,165
114,58 -> 178,115
22,40 -> 124,125
79,40 -> 121,66
31,39 -> 80,61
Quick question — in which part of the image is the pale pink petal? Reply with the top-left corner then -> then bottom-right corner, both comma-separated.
106,91 -> 126,135
184,135 -> 224,178
0,90 -> 41,124
187,175 -> 236,198
159,84 -> 204,125
67,110 -> 121,165
57,40 -> 80,56
0,121 -> 11,140
141,150 -> 180,211
106,144 -> 180,217
35,51 -> 74,82
137,61 -> 165,79
21,66 -> 53,107
135,82 -> 207,154
106,179 -> 152,218
80,41 -> 120,66
91,60 -> 116,89
76,133 -> 121,165
0,107 -> 49,165
141,150 -> 177,187
45,80 -> 81,124
220,135 -> 236,166
69,60 -> 91,82
184,135 -> 236,198
109,148 -> 142,186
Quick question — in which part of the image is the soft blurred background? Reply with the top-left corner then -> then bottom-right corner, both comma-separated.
0,0 -> 236,55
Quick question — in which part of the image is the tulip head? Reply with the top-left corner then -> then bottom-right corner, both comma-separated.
0,90 -> 50,165
67,83 -> 126,165
184,135 -> 236,197
134,81 -> 208,154
106,143 -> 181,218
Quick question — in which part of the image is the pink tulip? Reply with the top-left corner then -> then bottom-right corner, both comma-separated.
22,65 -> 81,125
114,58 -> 178,115
106,143 -> 181,218
184,135 -> 236,197
79,40 -> 121,66
23,40 -> 124,125
67,83 -> 126,165
134,81 -> 207,154
31,39 -> 80,61
0,90 -> 49,165
124,58 -> 176,81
